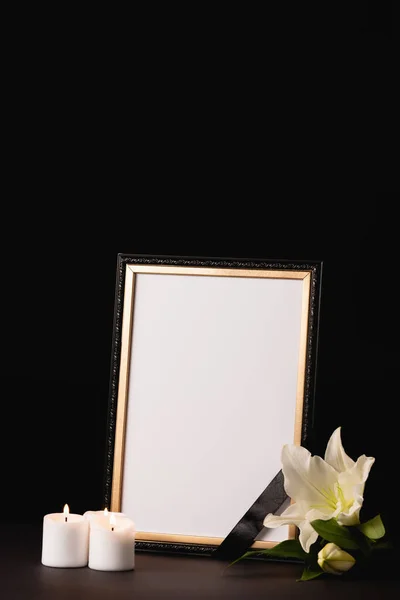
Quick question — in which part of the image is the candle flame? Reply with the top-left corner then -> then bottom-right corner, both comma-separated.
104,508 -> 109,516
63,504 -> 70,515
110,514 -> 116,530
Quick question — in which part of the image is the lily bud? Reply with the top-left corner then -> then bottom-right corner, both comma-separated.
317,543 -> 356,575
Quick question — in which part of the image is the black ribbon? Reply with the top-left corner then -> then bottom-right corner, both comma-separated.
212,470 -> 288,561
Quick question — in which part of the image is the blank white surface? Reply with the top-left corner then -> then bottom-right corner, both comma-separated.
121,273 -> 303,541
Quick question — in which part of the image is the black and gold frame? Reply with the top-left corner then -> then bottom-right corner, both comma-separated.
104,255 -> 323,556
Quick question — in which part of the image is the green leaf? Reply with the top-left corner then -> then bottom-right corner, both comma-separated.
298,565 -> 324,581
311,519 -> 360,550
229,551 -> 264,567
358,514 -> 386,540
348,526 -> 373,558
229,539 -> 307,567
261,539 -> 308,560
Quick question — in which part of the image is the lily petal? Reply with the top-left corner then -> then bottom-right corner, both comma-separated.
298,520 -> 319,553
263,503 -> 320,553
281,444 -> 339,508
336,494 -> 364,526
263,502 -> 305,528
298,508 -> 337,552
324,427 -> 355,472
339,454 -> 375,498
336,454 -> 375,525
305,507 -> 338,522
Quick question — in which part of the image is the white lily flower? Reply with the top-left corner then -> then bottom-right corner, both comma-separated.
263,427 -> 375,552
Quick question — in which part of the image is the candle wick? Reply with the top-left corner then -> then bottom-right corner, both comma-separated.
65,516 -> 68,523
111,527 -> 114,532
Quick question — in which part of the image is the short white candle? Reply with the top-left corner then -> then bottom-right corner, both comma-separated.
41,504 -> 89,568
88,512 -> 135,571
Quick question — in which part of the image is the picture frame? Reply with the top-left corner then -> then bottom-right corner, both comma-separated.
104,254 -> 323,556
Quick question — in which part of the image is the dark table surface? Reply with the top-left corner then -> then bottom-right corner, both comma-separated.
1,524 -> 399,600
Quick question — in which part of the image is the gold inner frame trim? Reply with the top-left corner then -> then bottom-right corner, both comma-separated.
111,264 -> 312,549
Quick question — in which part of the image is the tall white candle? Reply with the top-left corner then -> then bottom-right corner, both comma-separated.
88,512 -> 135,571
41,504 -> 89,568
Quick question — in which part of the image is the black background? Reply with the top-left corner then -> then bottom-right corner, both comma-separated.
2,202 -> 399,530
0,0 -> 397,547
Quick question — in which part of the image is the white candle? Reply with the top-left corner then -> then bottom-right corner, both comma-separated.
88,512 -> 135,571
41,504 -> 89,568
